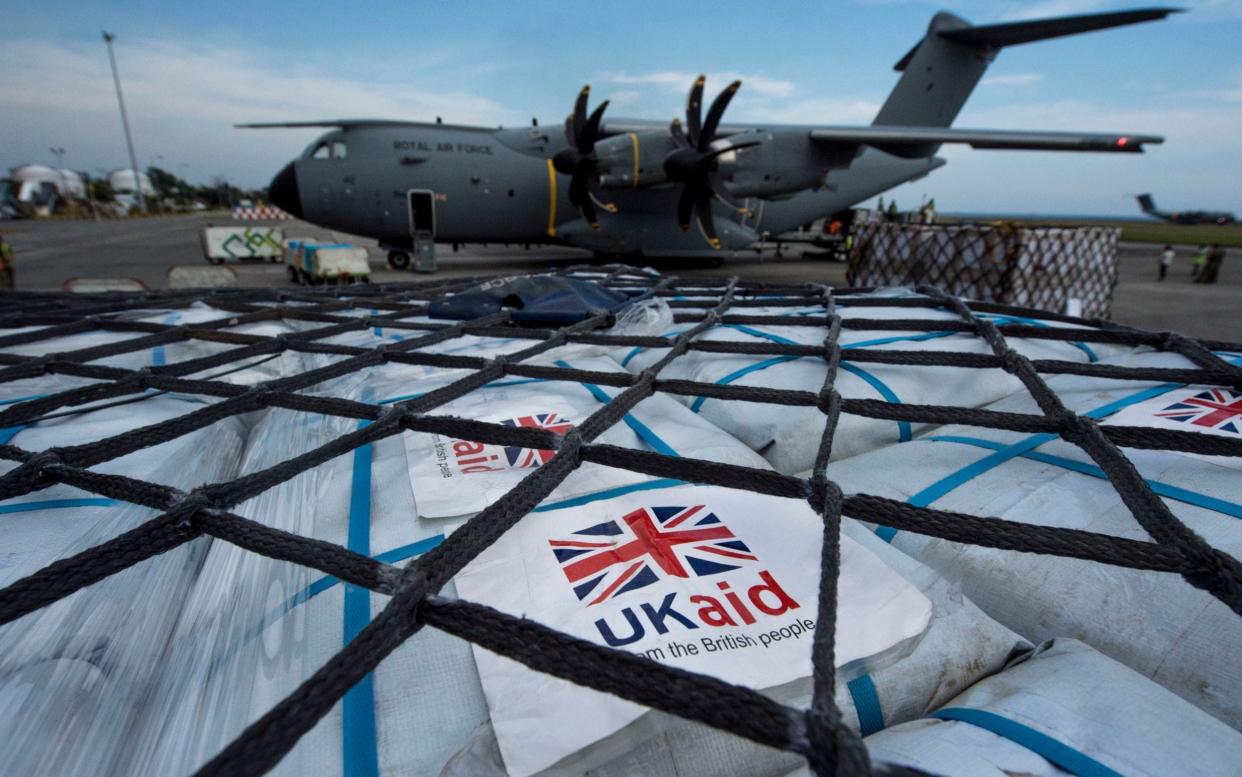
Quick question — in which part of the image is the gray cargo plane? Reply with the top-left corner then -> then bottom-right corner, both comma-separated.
248,7 -> 1176,268
1136,194 -> 1236,225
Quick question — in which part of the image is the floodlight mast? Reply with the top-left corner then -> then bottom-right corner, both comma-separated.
102,31 -> 147,213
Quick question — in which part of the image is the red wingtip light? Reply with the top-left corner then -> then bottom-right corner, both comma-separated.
1117,136 -> 1129,147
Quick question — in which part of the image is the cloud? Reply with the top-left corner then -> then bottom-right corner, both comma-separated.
981,73 -> 1044,88
602,71 -> 796,98
0,37 -> 523,187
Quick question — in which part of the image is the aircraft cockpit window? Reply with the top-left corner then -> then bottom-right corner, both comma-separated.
311,144 -> 330,160
332,141 -> 347,159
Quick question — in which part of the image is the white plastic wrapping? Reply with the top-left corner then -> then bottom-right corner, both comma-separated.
822,348 -> 1242,726
405,355 -> 772,518
613,299 -> 1138,474
454,485 -> 933,777
856,639 -> 1242,777
0,397 -> 248,777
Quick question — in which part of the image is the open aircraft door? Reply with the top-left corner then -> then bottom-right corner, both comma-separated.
407,189 -> 437,273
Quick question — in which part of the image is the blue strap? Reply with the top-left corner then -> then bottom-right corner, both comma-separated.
847,674 -> 886,735
875,355 -> 1242,542
930,707 -> 1123,777
691,356 -> 797,413
0,497 -> 119,514
205,534 -> 444,682
621,327 -> 690,367
534,478 -> 687,512
840,363 -> 911,442
343,406 -> 379,777
0,394 -> 46,405
928,435 -> 1242,520
554,360 -> 681,457
980,313 -> 1098,363
370,307 -> 381,338
152,312 -> 180,367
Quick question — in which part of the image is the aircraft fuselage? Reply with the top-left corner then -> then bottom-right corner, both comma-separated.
275,122 -> 941,258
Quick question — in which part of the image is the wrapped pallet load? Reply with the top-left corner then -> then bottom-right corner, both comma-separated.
115,354 -> 1030,777
614,294 -> 1139,474
821,347 -> 1242,727
0,396 -> 248,777
781,639 -> 1242,777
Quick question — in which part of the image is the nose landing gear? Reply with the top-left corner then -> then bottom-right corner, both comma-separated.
387,250 -> 411,270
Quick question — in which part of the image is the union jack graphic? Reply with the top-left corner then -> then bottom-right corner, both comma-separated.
1155,389 -> 1242,435
548,505 -> 758,606
499,413 -> 574,467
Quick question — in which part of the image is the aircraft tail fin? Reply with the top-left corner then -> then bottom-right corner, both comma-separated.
873,7 -> 1180,128
1137,193 -> 1158,214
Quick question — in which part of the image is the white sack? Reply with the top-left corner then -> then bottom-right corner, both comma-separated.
405,355 -> 771,518
613,299 -> 1137,474
0,396 -> 248,777
567,516 -> 1030,777
453,485 -> 934,777
823,348 -> 1242,726
855,639 -> 1242,777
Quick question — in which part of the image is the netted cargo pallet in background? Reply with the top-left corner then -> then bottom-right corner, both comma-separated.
0,268 -> 1239,776
847,223 -> 1120,319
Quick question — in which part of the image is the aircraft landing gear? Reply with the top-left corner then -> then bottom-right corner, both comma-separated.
388,250 -> 411,270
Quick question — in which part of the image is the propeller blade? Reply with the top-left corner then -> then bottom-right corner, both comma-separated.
587,177 -> 618,214
677,183 -> 697,232
580,187 -> 599,229
700,80 -> 741,150
696,194 -> 720,248
709,173 -> 751,215
568,174 -> 585,208
572,85 -> 590,146
670,118 -> 688,147
686,75 -> 705,149
582,100 -> 609,152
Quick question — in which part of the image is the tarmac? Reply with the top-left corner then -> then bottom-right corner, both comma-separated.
1,213 -> 1238,342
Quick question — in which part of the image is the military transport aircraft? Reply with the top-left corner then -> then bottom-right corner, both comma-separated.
248,7 -> 1176,268
1135,194 -> 1236,226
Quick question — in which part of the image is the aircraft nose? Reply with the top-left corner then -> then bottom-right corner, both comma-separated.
269,162 -> 302,219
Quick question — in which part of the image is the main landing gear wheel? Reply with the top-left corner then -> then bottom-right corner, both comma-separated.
388,251 -> 411,270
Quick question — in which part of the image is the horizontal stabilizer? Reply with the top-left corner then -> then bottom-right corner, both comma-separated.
939,7 -> 1182,49
810,126 -> 1162,157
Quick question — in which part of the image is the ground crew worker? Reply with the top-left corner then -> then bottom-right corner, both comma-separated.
0,235 -> 14,289
1158,244 -> 1174,281
1191,244 -> 1208,279
1198,243 -> 1226,284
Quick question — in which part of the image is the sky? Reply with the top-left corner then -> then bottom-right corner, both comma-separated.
1,0 -> 1239,215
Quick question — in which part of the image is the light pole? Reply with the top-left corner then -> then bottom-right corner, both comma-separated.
102,31 -> 147,213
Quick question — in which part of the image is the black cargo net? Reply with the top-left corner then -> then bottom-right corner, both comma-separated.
848,223 -> 1120,320
0,267 -> 1239,777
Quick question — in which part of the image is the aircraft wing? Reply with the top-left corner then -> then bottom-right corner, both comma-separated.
809,126 -> 1162,157
235,119 -> 494,130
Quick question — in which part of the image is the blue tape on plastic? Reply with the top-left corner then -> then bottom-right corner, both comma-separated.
343,404 -> 379,777
534,478 -> 687,512
0,497 -> 120,514
927,434 -> 1242,520
152,312 -> 181,367
847,674 -> 886,735
874,355 -> 1242,542
980,313 -> 1098,363
840,363 -> 911,442
553,360 -> 681,457
930,707 -> 1123,777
